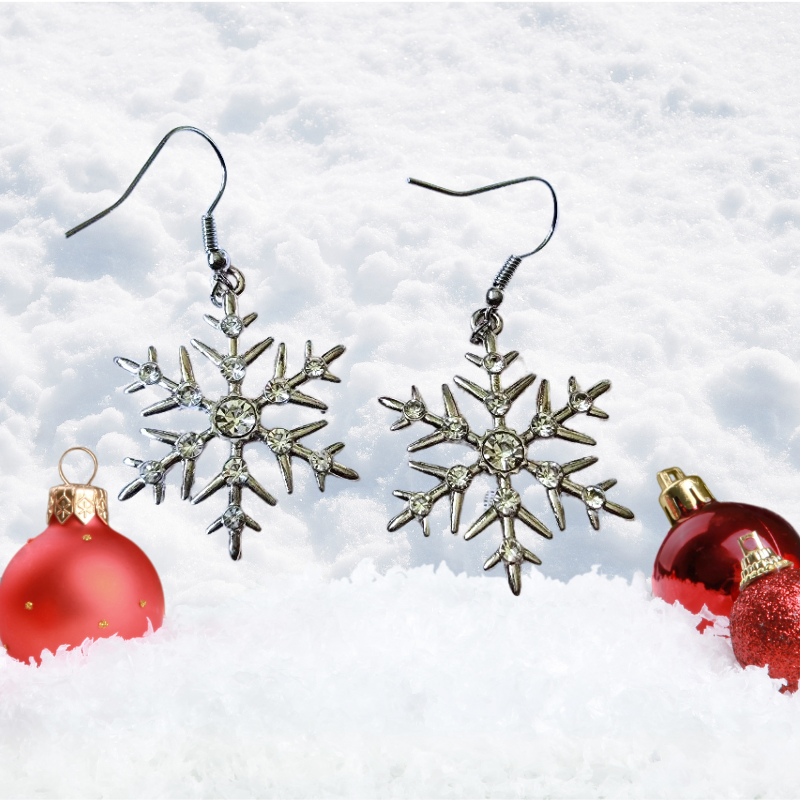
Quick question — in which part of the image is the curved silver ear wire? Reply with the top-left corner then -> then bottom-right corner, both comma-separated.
407,176 -> 558,310
65,126 -> 239,303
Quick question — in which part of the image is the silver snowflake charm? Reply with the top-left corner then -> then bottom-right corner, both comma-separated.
379,330 -> 633,596
116,290 -> 358,560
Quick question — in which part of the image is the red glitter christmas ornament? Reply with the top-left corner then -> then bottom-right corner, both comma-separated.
730,532 -> 800,693
0,447 -> 164,664
652,467 -> 800,619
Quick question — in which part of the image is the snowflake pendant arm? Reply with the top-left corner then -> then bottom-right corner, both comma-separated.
561,477 -> 635,530
258,343 -> 338,411
483,517 -> 543,596
379,385 -> 479,450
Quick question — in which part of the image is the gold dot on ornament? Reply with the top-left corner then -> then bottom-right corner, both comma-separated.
24,602 -> 33,610
82,534 -> 92,541
98,620 -> 108,628
139,600 -> 147,608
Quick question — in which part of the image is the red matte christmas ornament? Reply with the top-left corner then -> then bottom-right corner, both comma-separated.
0,447 -> 164,664
730,532 -> 800,693
652,467 -> 800,619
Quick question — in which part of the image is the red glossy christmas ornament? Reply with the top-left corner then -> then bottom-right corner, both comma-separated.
730,532 -> 800,693
0,447 -> 164,664
652,467 -> 800,619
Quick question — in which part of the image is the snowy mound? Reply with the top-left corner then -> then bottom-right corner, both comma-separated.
0,564 -> 796,798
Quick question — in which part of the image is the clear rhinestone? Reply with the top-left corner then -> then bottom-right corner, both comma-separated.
138,362 -> 161,385
213,397 -> 257,438
531,412 -> 556,438
309,451 -> 333,474
176,432 -> 203,459
220,356 -> 247,383
583,485 -> 606,509
482,430 -> 525,473
220,315 -> 244,338
482,353 -> 505,374
535,461 -> 563,489
263,379 -> 291,404
176,382 -> 202,408
485,392 -> 511,416
500,538 -> 524,565
442,415 -> 468,440
222,504 -> 245,531
403,399 -> 425,421
493,487 -> 521,517
409,493 -> 432,517
140,461 -> 163,484
266,428 -> 293,455
223,457 -> 249,485
446,465 -> 471,491
304,357 -> 326,378
570,391 -> 592,413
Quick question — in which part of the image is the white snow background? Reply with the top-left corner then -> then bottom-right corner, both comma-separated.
1,3 -> 800,796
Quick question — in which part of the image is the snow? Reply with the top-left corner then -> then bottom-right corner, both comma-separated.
1,3 -> 800,796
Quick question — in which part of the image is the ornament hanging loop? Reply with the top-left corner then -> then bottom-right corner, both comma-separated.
58,447 -> 99,487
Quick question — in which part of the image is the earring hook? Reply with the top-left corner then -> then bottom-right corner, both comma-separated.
65,126 -> 227,239
407,175 -> 558,307
64,126 -> 243,307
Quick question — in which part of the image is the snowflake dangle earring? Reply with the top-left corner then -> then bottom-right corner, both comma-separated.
66,126 -> 358,561
379,176 -> 634,595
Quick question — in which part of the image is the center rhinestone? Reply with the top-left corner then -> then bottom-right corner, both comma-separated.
583,485 -> 606,509
485,392 -> 511,417
263,379 -> 291,404
403,399 -> 425,421
304,357 -> 326,378
570,391 -> 592,413
220,315 -> 243,338
442,415 -> 468,440
213,397 -> 257,439
266,428 -> 293,455
176,432 -> 203,459
176,382 -> 202,408
482,430 -> 525,473
531,412 -> 556,438
222,457 -> 249,485
535,461 -> 563,489
409,493 -> 432,517
446,464 -> 471,491
493,487 -> 521,517
138,362 -> 161,385
482,353 -> 505,374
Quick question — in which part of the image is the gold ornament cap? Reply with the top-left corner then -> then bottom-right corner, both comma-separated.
47,447 -> 109,525
656,467 -> 716,526
738,531 -> 792,590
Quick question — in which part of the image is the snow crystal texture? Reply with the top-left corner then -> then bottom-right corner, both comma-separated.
1,4 -> 800,796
